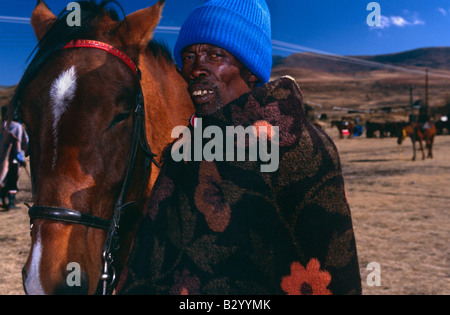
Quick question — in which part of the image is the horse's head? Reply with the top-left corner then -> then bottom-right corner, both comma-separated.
15,0 -> 167,295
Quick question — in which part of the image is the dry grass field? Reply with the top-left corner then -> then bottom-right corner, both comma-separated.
0,126 -> 448,295
333,129 -> 450,295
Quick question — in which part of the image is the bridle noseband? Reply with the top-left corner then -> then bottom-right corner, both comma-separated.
27,40 -> 159,295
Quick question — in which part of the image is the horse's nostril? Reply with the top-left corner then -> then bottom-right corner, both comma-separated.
22,268 -> 28,294
22,268 -> 28,281
53,283 -> 89,295
53,271 -> 90,295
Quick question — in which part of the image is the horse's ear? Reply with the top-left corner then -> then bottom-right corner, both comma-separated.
31,0 -> 57,41
117,0 -> 165,51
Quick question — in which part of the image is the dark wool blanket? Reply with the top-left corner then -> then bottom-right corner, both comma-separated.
118,76 -> 362,295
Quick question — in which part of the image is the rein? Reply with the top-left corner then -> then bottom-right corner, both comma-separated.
27,39 -> 159,295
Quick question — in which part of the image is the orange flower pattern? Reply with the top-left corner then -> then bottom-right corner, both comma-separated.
281,259 -> 332,295
170,269 -> 201,295
230,96 -> 296,147
253,120 -> 275,141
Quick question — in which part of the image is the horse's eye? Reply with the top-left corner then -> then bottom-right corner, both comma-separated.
109,112 -> 131,129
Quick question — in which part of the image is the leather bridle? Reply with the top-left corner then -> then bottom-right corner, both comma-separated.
26,40 -> 159,295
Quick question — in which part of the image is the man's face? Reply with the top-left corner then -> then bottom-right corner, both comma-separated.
181,44 -> 258,116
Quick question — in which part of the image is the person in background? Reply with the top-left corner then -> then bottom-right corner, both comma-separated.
0,106 -> 28,210
119,0 -> 361,295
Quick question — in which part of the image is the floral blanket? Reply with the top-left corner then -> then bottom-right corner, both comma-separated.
118,76 -> 362,295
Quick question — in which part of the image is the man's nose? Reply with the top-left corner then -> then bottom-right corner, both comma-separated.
190,56 -> 209,79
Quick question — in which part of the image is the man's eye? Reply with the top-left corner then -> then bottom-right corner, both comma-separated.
182,54 -> 194,61
211,53 -> 223,59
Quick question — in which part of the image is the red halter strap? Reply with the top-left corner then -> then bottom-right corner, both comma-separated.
62,39 -> 139,75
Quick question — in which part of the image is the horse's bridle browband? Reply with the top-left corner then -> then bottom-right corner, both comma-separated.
62,40 -> 139,74
27,39 -> 159,295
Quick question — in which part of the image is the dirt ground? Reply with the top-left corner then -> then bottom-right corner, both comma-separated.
0,127 -> 449,295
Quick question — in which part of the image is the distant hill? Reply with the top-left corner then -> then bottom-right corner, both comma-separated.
273,47 -> 450,74
0,86 -> 16,111
2,47 -> 449,121
271,47 -> 450,118
357,47 -> 450,71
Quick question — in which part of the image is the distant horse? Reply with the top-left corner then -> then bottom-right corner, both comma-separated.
366,121 -> 402,138
331,119 -> 354,139
397,123 -> 436,160
11,0 -> 193,295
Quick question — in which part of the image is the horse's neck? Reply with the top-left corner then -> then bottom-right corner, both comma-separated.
138,53 -> 194,187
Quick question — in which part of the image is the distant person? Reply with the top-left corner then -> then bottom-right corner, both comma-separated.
418,106 -> 431,132
0,106 -> 28,210
119,0 -> 361,295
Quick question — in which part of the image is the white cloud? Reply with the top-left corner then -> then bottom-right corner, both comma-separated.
391,16 -> 409,27
371,14 -> 424,30
412,17 -> 425,26
438,8 -> 448,16
375,15 -> 391,29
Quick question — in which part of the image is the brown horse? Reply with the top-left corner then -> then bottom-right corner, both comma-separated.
12,0 -> 193,294
331,119 -> 354,139
397,123 -> 436,160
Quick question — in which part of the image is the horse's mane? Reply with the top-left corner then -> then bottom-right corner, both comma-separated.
147,40 -> 174,65
10,0 -> 126,115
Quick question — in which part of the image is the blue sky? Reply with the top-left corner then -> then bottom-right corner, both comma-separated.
1,0 -> 450,86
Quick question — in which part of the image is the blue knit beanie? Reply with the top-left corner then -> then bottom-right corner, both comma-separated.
174,0 -> 272,84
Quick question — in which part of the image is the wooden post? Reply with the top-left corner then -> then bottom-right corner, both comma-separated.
425,68 -> 429,115
410,85 -> 416,160
410,85 -> 414,109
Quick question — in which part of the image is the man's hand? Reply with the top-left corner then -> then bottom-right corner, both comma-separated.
16,151 -> 26,167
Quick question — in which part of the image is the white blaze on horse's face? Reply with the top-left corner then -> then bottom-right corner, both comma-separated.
24,231 -> 46,295
50,66 -> 77,169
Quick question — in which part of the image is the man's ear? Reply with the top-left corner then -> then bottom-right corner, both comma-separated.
246,73 -> 260,90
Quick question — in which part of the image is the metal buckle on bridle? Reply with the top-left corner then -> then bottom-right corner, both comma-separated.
101,250 -> 116,294
100,199 -> 134,295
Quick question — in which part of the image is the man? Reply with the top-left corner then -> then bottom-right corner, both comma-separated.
0,106 -> 28,210
418,106 -> 431,133
119,0 -> 361,295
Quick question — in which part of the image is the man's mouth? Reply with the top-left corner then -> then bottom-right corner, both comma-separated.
192,90 -> 215,97
189,84 -> 216,105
